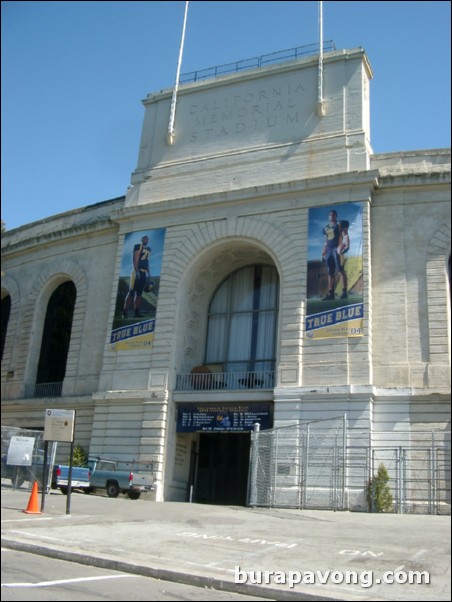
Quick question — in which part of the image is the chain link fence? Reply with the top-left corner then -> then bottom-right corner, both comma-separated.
1,426 -> 49,490
371,431 -> 451,515
248,417 -> 450,515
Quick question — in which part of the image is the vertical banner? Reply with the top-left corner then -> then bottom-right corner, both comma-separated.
110,228 -> 166,350
306,202 -> 364,339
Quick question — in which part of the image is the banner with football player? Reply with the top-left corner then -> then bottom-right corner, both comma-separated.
110,228 -> 166,350
306,202 -> 364,339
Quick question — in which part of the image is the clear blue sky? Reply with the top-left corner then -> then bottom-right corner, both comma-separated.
2,1 -> 450,231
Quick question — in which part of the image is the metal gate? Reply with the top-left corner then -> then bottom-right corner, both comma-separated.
248,418 -> 451,514
248,416 -> 347,510
370,431 -> 451,515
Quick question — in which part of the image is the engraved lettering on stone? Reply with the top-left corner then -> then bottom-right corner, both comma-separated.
188,82 -> 304,142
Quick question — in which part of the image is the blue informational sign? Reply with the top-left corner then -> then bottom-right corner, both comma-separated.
176,403 -> 272,433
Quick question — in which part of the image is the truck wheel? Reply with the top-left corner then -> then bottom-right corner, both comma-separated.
60,487 -> 68,495
106,481 -> 120,498
128,491 -> 141,500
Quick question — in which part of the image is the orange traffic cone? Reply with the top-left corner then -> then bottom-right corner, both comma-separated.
23,481 -> 42,514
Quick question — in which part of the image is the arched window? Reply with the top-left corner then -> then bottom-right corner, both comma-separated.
1,294 -> 11,362
205,265 -> 279,374
35,281 -> 76,397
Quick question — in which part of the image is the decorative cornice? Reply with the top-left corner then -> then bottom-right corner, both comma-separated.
2,214 -> 118,257
113,170 -> 380,224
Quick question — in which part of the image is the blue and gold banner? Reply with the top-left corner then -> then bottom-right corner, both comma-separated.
306,203 -> 364,339
305,303 -> 363,339
110,228 -> 166,350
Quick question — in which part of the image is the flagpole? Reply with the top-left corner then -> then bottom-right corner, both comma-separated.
317,0 -> 326,116
167,1 -> 189,145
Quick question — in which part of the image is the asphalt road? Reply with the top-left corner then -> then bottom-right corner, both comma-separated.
2,485 -> 450,601
1,549 -> 271,602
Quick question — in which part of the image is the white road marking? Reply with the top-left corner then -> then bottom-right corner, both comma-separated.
1,518 -> 55,523
2,574 -> 140,588
7,530 -> 65,542
410,549 -> 428,561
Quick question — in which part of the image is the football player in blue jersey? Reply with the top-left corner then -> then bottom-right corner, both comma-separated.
321,210 -> 348,300
122,235 -> 151,318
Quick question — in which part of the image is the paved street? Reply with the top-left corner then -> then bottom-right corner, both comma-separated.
1,486 -> 450,601
1,548 -> 269,601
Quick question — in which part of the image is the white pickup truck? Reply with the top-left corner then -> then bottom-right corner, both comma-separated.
87,457 -> 154,499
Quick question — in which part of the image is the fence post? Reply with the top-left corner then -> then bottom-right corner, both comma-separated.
297,426 -> 303,509
397,447 -> 403,514
431,431 -> 437,515
370,449 -> 375,513
342,414 -> 347,511
271,429 -> 279,508
304,423 -> 310,509
248,423 -> 260,507
332,435 -> 338,511
401,448 -> 406,515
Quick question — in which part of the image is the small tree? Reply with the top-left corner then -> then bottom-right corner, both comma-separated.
367,463 -> 394,513
69,445 -> 88,467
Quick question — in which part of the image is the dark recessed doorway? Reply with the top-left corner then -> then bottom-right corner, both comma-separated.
194,432 -> 250,505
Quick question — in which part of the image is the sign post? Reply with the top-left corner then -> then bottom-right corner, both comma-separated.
43,409 -> 76,515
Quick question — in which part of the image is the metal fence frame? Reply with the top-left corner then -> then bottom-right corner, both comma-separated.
370,431 -> 451,515
248,417 -> 450,515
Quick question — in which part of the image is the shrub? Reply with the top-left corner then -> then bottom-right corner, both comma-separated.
70,445 -> 88,467
367,463 -> 394,513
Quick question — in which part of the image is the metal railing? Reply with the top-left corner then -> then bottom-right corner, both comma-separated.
175,370 -> 274,391
24,382 -> 63,399
180,41 -> 336,84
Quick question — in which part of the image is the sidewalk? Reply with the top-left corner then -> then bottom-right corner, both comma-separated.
1,486 -> 450,601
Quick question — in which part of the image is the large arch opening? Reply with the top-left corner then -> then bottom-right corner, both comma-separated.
1,294 -> 11,362
177,240 -> 280,377
35,281 -> 77,396
173,241 -> 280,505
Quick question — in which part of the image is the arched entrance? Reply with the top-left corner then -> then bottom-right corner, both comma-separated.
175,254 -> 278,505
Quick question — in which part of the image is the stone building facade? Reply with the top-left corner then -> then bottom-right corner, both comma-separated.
2,48 -> 450,510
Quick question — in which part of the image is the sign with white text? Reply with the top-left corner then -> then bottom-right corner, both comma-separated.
44,409 -> 75,442
6,436 -> 35,466
177,403 -> 271,433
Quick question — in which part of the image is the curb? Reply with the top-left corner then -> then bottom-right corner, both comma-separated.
1,537 -> 353,601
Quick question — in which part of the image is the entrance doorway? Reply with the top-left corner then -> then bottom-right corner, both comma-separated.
194,432 -> 250,505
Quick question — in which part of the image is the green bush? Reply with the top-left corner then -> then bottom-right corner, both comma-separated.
367,463 -> 394,513
69,445 -> 88,467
